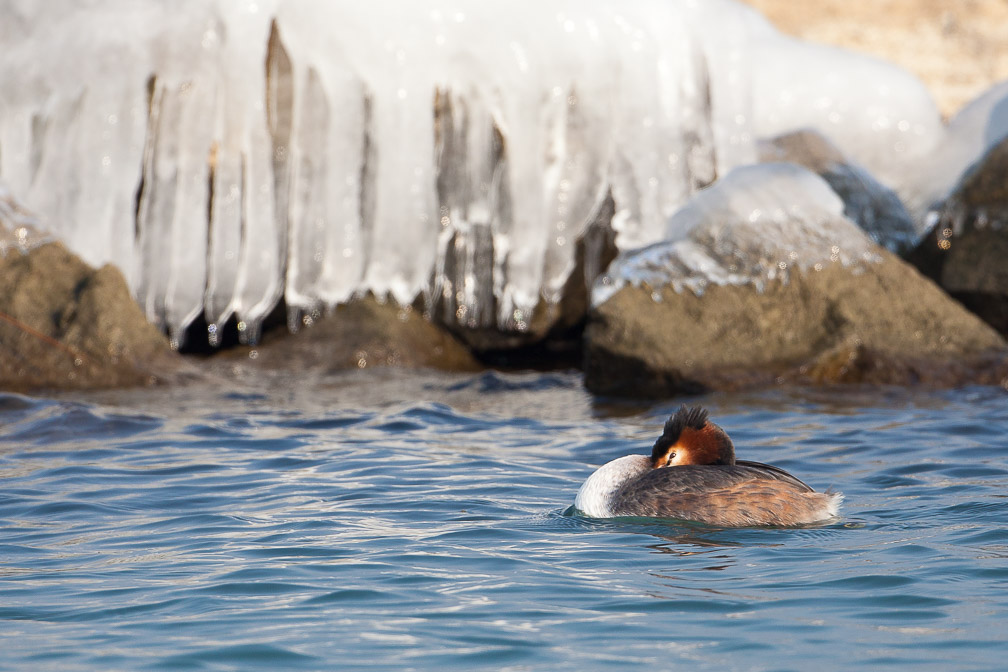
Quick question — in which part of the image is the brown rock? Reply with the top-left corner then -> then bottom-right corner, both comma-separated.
907,136 -> 1008,336
584,160 -> 1008,399
0,241 -> 178,391
218,295 -> 481,372
585,253 -> 1008,397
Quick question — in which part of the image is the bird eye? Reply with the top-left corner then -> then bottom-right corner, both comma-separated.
666,451 -> 676,466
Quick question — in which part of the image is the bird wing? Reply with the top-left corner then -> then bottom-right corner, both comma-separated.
611,464 -> 821,526
732,460 -> 814,492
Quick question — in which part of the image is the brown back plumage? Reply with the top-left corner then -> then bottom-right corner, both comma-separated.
613,462 -> 832,526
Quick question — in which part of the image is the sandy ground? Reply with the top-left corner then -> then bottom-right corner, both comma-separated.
739,0 -> 1008,118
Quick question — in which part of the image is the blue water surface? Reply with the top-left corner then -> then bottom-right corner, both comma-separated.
1,369 -> 1007,671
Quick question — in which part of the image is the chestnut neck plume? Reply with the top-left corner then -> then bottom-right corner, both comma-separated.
650,405 -> 735,468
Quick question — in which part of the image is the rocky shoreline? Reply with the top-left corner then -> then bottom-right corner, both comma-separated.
2,134 -> 1007,398
3,6 -> 1008,398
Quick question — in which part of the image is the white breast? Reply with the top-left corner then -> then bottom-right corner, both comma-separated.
574,454 -> 651,518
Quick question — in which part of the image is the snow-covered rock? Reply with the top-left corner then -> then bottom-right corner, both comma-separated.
592,163 -> 882,306
758,130 -> 918,254
585,164 -> 1006,397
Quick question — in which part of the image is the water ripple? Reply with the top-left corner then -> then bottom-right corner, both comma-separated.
0,381 -> 1005,670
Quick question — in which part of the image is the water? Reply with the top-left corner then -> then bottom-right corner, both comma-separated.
1,370 -> 1007,671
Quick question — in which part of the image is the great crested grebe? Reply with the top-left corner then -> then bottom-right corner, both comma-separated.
574,406 -> 842,526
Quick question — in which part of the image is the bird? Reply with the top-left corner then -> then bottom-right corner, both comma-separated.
574,405 -> 842,526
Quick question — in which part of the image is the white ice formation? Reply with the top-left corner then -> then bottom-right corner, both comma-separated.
0,183 -> 50,257
593,163 -> 884,306
0,0 -> 947,346
902,80 -> 1008,227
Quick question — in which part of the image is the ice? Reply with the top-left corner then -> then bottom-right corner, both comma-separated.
902,80 -> 1008,226
0,0 -> 947,345
729,1 -> 944,198
135,72 -> 216,348
0,2 -> 153,272
0,181 -> 50,256
594,163 -> 883,306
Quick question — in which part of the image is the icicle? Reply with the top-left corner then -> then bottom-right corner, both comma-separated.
430,88 -> 506,329
227,9 -> 285,346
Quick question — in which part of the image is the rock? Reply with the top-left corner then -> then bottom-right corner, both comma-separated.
586,258 -> 1008,397
0,241 -> 179,391
216,295 -> 481,372
759,129 -> 918,254
906,135 -> 1008,337
584,164 -> 1007,397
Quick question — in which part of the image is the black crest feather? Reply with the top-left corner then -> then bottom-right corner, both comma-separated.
651,405 -> 708,461
663,405 -> 709,440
